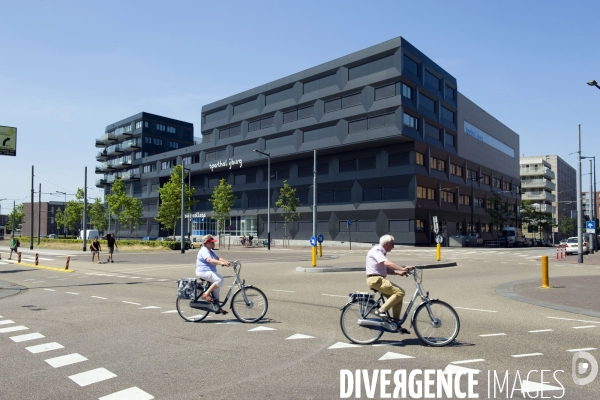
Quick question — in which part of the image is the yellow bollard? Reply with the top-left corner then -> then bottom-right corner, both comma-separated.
541,255 -> 550,288
436,243 -> 441,261
312,246 -> 317,267
318,243 -> 322,257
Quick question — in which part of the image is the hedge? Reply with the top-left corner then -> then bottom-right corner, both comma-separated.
13,237 -> 190,250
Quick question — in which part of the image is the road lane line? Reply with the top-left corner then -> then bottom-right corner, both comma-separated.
91,296 -> 108,300
567,348 -> 597,352
573,326 -> 597,329
122,301 -> 142,305
43,289 -> 56,291
65,292 -> 79,295
139,306 -> 161,309
321,294 -> 347,298
0,320 -> 15,325
272,289 -> 295,293
479,333 -> 507,337
512,353 -> 543,358
451,359 -> 485,364
547,317 -> 600,324
161,310 -> 178,313
455,307 -> 497,313
69,368 -> 117,387
26,342 -> 64,353
529,329 -> 553,333
45,353 -> 88,368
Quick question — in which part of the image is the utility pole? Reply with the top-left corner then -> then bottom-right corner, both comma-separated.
37,183 -> 41,245
30,165 -> 34,250
576,125 -> 583,263
83,167 -> 88,252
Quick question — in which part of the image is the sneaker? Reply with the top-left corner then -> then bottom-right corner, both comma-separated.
374,310 -> 388,319
111,260 -> 114,263
107,258 -> 110,262
397,326 -> 411,334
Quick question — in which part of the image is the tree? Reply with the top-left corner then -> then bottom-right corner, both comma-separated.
275,180 -> 302,245
89,198 -> 108,233
121,197 -> 143,238
6,204 -> 24,234
520,200 -> 554,239
485,191 -> 512,238
55,208 -> 67,237
106,179 -> 128,237
209,178 -> 236,236
155,165 -> 196,237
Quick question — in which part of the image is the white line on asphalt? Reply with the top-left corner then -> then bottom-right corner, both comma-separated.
0,262 -> 8,265
567,348 -> 597,352
99,386 -> 154,400
30,281 -> 45,284
139,306 -> 161,309
272,289 -> 295,293
128,277 -> 141,279
248,326 -> 277,331
455,307 -> 497,313
26,342 -> 64,353
10,332 -> 45,342
122,301 -> 142,305
0,326 -> 28,333
450,359 -> 485,364
512,353 -> 543,358
0,320 -> 15,325
45,353 -> 88,368
23,279 -> 36,281
479,333 -> 507,337
161,310 -> 178,313
116,276 -> 129,278
144,278 -> 154,280
321,294 -> 347,298
56,278 -> 68,281
65,292 -> 79,295
547,317 -> 600,324
529,329 -> 553,333
69,368 -> 117,387
91,296 -> 108,300
286,334 -> 315,339
573,326 -> 597,329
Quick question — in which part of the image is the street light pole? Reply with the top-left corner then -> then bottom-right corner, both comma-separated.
180,162 -> 185,254
254,149 -> 271,250
576,125 -> 583,263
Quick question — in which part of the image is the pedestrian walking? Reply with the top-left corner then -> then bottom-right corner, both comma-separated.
106,233 -> 118,263
8,235 -> 20,260
90,236 -> 101,264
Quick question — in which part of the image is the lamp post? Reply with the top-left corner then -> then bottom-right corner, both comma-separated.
180,165 -> 191,254
582,155 -> 596,252
254,149 -> 271,250
56,191 -> 67,238
587,80 -> 600,90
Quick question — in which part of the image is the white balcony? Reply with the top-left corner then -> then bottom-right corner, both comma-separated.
520,167 -> 555,180
521,179 -> 555,191
522,191 -> 556,202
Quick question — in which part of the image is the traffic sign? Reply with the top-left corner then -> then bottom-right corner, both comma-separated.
317,234 -> 324,243
309,236 -> 317,246
347,220 -> 352,226
432,216 -> 439,234
435,235 -> 444,244
586,221 -> 596,233
0,125 -> 17,156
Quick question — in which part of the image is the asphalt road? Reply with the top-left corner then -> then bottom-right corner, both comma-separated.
1,244 -> 599,399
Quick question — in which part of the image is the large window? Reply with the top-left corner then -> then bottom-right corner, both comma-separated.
441,106 -> 454,123
425,123 -> 440,140
404,55 -> 418,75
401,83 -> 412,99
348,119 -> 368,134
459,195 -> 470,206
342,93 -> 361,108
349,113 -> 395,134
417,186 -> 435,200
389,152 -> 409,167
424,69 -> 440,90
403,113 -> 417,129
283,110 -> 297,124
493,177 -> 501,188
430,156 -> 445,172
420,93 -> 435,112
375,83 -> 395,100
298,105 -> 314,119
415,152 -> 424,165
441,191 -> 454,203
445,84 -> 454,100
481,174 -> 490,185
324,98 -> 342,113
450,163 -> 463,177
298,163 -> 328,177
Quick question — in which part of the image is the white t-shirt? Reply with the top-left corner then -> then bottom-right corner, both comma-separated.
196,246 -> 218,275
365,245 -> 388,276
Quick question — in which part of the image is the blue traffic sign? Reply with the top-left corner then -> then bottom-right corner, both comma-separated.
317,234 -> 324,243
347,219 -> 352,226
587,221 -> 595,230
309,236 -> 317,246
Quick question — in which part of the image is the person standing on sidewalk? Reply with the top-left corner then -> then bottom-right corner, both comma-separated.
106,233 -> 118,263
8,235 -> 20,260
90,236 -> 101,264
365,234 -> 413,333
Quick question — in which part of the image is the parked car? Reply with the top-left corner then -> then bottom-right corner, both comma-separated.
48,234 -> 58,239
467,233 -> 483,246
542,239 -> 553,247
176,238 -> 195,249
142,236 -> 156,241
156,237 -> 168,242
559,239 -> 568,247
565,236 -> 589,255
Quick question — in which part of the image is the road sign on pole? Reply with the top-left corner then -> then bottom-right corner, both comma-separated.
0,126 -> 17,156
586,221 -> 596,233
309,236 -> 317,246
432,216 -> 439,234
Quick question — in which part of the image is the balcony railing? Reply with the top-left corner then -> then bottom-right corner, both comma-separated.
520,167 -> 555,180
522,192 -> 556,202
115,160 -> 132,169
95,163 -> 116,174
121,141 -> 141,151
122,171 -> 140,181
95,178 -> 107,187
96,150 -> 109,161
521,179 -> 556,191
106,145 -> 124,155
100,132 -> 118,144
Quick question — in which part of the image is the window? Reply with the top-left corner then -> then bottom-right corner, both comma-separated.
167,126 -> 176,134
441,106 -> 454,123
369,113 -> 394,130
375,84 -> 395,100
493,178 -> 501,188
229,125 -> 241,137
261,116 -> 275,128
446,132 -> 456,147
481,174 -> 490,185
339,159 -> 357,173
417,186 -> 435,200
404,55 -> 418,75
205,148 -> 226,161
441,191 -> 454,203
474,197 -> 484,207
152,138 -> 162,145
363,187 -> 407,201
248,120 -> 261,132
403,113 -> 417,129
445,84 -> 454,100
450,163 -> 463,177
486,199 -> 494,209
425,123 -> 440,140
467,169 -> 478,181
298,163 -> 328,177
298,105 -> 314,119
358,156 -> 376,170
415,152 -> 424,165
503,182 -> 511,191
273,168 -> 289,180
348,118 -> 368,134
324,98 -> 342,113
342,93 -> 361,108
481,223 -> 490,233
420,93 -> 435,112
389,152 -> 409,167
143,164 -> 156,173
415,220 -> 425,232
459,195 -> 470,206
401,83 -> 412,99
161,160 -> 175,170
156,124 -> 166,131
318,191 -> 350,204
202,132 -> 213,143
430,156 -> 445,172
283,110 -> 297,124
424,69 -> 440,90
169,141 -> 179,149
234,173 -> 255,185
135,121 -> 143,129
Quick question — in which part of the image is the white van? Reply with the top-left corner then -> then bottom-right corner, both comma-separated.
501,227 -> 524,247
79,229 -> 100,240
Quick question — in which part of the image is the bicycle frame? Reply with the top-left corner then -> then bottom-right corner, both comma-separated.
203,261 -> 248,309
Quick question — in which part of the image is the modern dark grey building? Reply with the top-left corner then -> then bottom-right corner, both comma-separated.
103,37 -> 521,245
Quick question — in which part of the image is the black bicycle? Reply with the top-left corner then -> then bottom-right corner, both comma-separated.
340,267 -> 460,346
176,260 -> 268,323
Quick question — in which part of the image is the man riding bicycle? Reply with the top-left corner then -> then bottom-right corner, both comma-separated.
196,234 -> 230,315
366,234 -> 413,334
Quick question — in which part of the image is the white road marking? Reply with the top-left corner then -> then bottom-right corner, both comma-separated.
116,276 -> 129,278
455,307 -> 497,313
26,342 -> 64,353
139,306 -> 161,309
321,294 -> 347,298
65,292 -> 79,295
272,289 -> 295,293
69,368 -> 117,387
451,359 -> 485,364
215,321 -> 241,324
372,342 -> 404,347
520,380 -> 564,394
45,353 -> 88,368
56,278 -> 68,281
286,334 -> 315,339
128,277 -> 141,279
379,352 -> 415,360
0,326 -> 28,333
0,320 -> 15,325
43,289 -> 56,291
512,353 -> 543,358
99,386 -> 154,400
328,342 -> 360,349
122,301 -> 142,305
529,329 -> 553,333
248,326 -> 277,331
156,279 -> 169,282
567,348 -> 597,352
30,281 -> 45,284
479,333 -> 507,337
547,316 -> 600,324
23,279 -> 36,281
161,310 -> 178,314
144,278 -> 154,280
443,364 -> 480,375
573,325 -> 597,329
91,296 -> 108,299
10,332 -> 45,342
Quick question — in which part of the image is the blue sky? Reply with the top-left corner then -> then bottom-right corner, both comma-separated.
1,0 -> 599,214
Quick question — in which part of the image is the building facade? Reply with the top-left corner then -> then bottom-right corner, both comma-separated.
21,201 -> 66,237
100,37 -> 521,245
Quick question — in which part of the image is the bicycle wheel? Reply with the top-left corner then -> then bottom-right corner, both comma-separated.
340,300 -> 384,345
231,286 -> 268,323
412,300 -> 460,347
176,297 -> 210,322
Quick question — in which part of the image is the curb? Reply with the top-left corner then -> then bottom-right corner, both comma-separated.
296,262 -> 457,273
11,262 -> 74,273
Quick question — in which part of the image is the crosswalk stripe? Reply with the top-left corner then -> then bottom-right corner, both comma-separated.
69,368 -> 117,387
45,353 -> 88,368
99,387 -> 154,400
26,342 -> 64,353
10,332 -> 45,342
